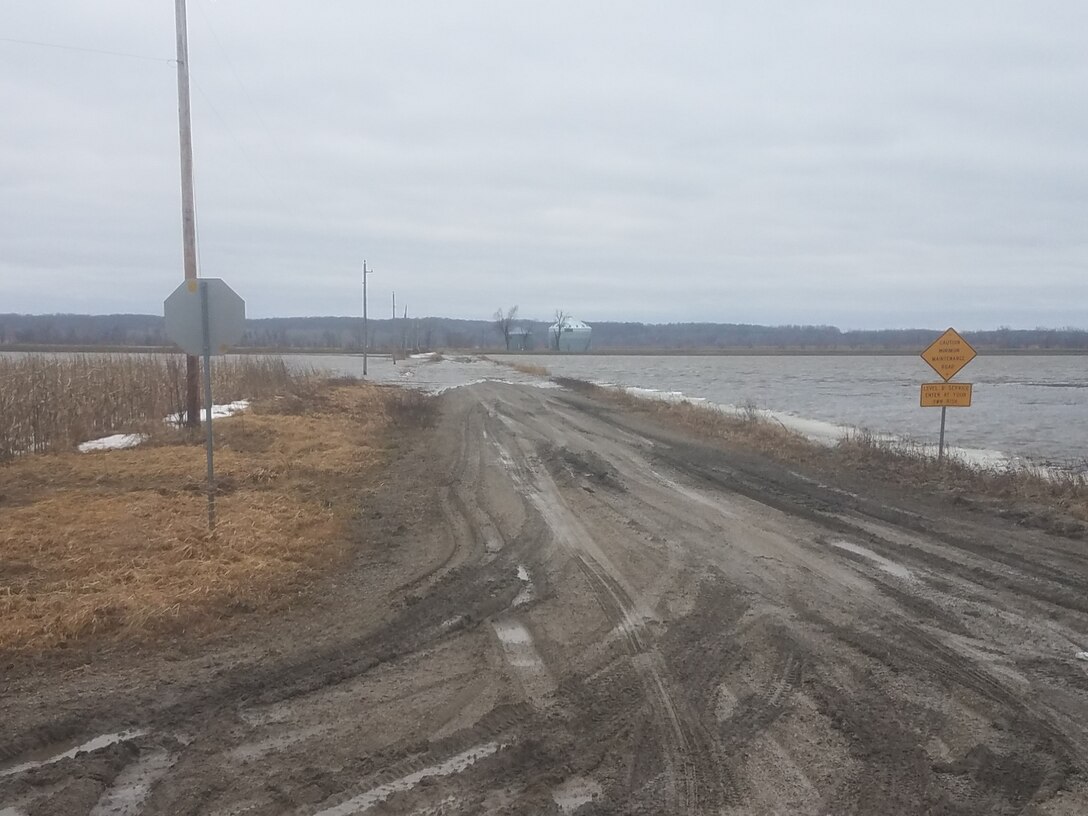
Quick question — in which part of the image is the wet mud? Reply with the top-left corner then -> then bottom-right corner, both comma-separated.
4,382 -> 1088,814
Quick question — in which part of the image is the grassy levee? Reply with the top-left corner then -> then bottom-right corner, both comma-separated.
0,354 -> 316,460
0,379 -> 434,653
556,377 -> 1088,532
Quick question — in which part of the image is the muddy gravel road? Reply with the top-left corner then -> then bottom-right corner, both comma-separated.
4,382 -> 1088,814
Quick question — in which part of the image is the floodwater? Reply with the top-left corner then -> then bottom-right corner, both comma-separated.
504,353 -> 1088,467
286,352 -> 1087,467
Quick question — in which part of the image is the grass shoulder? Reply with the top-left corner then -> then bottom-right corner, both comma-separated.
0,381 -> 435,656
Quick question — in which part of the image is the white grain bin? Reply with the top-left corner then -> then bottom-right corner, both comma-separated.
549,317 -> 592,352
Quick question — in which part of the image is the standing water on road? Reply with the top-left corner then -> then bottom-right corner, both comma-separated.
290,352 -> 1086,468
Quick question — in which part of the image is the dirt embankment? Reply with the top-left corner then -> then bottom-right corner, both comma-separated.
3,381 -> 1088,815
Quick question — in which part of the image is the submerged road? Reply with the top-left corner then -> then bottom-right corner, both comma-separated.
3,382 -> 1088,814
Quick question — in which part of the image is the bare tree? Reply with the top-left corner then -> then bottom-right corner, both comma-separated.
493,305 -> 519,350
552,309 -> 567,351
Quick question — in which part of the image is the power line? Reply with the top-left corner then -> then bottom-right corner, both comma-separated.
0,36 -> 175,65
192,0 -> 285,154
189,76 -> 273,187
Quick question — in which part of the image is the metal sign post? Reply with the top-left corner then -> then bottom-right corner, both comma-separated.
938,405 -> 947,461
165,277 -> 246,531
920,328 -> 977,461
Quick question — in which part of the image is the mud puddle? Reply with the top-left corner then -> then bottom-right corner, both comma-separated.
227,725 -> 331,762
313,742 -> 503,815
89,748 -> 175,816
0,730 -> 146,778
553,776 -> 603,812
492,618 -> 554,704
492,620 -> 545,669
829,539 -> 914,581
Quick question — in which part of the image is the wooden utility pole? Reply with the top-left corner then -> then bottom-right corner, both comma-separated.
362,261 -> 372,376
174,0 -> 200,427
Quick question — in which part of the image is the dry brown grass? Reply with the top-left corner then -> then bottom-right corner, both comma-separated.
562,378 -> 817,462
0,382 -> 422,653
561,378 -> 1088,528
510,362 -> 551,377
484,357 -> 551,377
835,430 -> 1088,526
0,353 -> 318,461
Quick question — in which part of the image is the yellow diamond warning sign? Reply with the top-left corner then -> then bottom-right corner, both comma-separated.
920,382 -> 973,407
921,328 -> 977,381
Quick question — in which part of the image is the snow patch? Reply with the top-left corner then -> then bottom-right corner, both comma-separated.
514,565 -> 534,607
78,433 -> 148,453
166,400 -> 249,425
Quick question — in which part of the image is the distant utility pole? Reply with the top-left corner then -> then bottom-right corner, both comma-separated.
174,0 -> 200,428
391,291 -> 397,364
362,261 -> 373,376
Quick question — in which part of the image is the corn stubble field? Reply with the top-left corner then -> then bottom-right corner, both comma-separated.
0,355 -> 430,653
0,354 -> 313,460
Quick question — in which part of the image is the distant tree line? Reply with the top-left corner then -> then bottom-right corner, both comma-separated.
1,313 -> 1086,352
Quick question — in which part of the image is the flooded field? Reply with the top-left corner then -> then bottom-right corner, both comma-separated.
292,352 -> 1087,467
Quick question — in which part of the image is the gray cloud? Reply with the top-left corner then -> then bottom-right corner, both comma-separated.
2,0 -> 1086,328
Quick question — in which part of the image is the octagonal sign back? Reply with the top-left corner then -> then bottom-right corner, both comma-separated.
164,278 -> 246,357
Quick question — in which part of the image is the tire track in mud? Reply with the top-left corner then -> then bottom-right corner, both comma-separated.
483,392 -> 1077,809
786,552 -> 1087,767
794,600 -> 1079,814
296,704 -> 537,816
10,382 -> 1088,814
483,408 -> 739,814
547,388 -> 1088,810
652,441 -> 1088,617
0,400 -> 549,814
659,582 -> 806,809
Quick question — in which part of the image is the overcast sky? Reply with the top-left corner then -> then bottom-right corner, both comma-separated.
2,1 -> 1086,328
